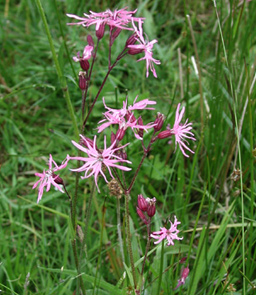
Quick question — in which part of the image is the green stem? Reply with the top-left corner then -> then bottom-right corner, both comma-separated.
125,193 -> 137,288
63,184 -> 86,295
35,0 -> 79,139
79,182 -> 95,268
157,240 -> 164,295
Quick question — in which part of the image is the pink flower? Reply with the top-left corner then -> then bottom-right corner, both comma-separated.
128,19 -> 160,78
150,216 -> 183,246
32,155 -> 68,203
174,266 -> 190,289
73,45 -> 93,62
67,7 -> 142,31
168,103 -> 196,157
97,96 -> 156,139
68,135 -> 132,192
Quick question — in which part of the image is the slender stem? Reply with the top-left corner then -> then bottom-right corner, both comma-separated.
82,48 -> 128,132
125,193 -> 137,288
156,240 -> 164,295
117,197 -> 125,265
81,90 -> 86,120
78,182 -> 96,266
141,219 -> 151,276
81,41 -> 99,122
63,184 -> 86,295
127,132 -> 156,194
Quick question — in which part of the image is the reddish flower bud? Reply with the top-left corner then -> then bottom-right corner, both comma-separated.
157,130 -> 172,139
126,111 -> 136,123
136,207 -> 148,225
137,116 -> 144,138
127,47 -> 144,55
137,194 -> 148,211
79,71 -> 87,90
119,149 -> 127,161
96,23 -> 105,40
146,197 -> 156,217
87,35 -> 94,47
80,59 -> 90,71
154,112 -> 165,132
79,136 -> 95,149
116,127 -> 126,141
52,173 -> 64,185
126,33 -> 137,47
110,28 -> 122,46
111,132 -> 116,146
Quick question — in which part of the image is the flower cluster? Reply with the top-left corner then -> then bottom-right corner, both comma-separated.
137,194 -> 156,224
67,7 -> 159,78
98,96 -> 156,140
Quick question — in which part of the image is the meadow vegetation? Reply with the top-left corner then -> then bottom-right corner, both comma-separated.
0,0 -> 255,294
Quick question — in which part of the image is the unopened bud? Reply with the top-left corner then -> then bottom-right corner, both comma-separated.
110,28 -> 122,46
87,35 -> 94,47
120,149 -> 127,160
111,132 -> 116,146
146,197 -> 156,217
157,130 -> 172,139
79,137 -> 95,149
79,71 -> 87,90
116,127 -> 126,141
96,23 -> 105,40
137,194 -> 148,211
80,59 -> 90,71
52,173 -> 64,185
154,113 -> 165,132
127,47 -> 144,55
137,116 -> 144,138
126,33 -> 137,47
136,207 -> 148,225
126,111 -> 136,123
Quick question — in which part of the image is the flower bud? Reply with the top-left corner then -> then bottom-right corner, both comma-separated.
110,28 -> 122,46
137,194 -> 148,211
87,35 -> 94,47
116,127 -> 126,141
126,111 -> 136,123
137,116 -> 144,138
157,130 -> 172,139
146,197 -> 156,217
79,71 -> 87,90
52,173 -> 64,185
119,149 -> 127,161
136,207 -> 148,225
126,33 -> 137,47
80,59 -> 90,71
154,112 -> 165,132
79,136 -> 95,149
127,47 -> 144,55
111,132 -> 116,146
96,23 -> 105,40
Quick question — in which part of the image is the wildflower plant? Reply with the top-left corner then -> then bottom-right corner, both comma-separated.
32,6 -> 196,295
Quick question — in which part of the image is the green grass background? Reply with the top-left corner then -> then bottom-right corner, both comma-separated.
0,0 -> 256,294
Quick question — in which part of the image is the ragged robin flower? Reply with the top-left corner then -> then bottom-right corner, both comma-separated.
68,135 -> 132,193
150,216 -> 183,246
32,154 -> 68,203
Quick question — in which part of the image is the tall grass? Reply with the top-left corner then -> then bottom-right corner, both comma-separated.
0,0 -> 255,294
